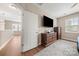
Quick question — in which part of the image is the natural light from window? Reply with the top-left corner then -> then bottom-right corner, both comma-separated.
65,17 -> 79,33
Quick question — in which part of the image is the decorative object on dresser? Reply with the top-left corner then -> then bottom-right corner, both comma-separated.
54,27 -> 61,39
41,32 -> 57,47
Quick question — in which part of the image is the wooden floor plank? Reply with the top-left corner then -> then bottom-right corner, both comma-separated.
0,35 -> 21,56
22,45 -> 45,56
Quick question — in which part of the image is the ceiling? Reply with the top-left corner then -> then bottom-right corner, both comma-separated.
36,3 -> 79,18
1,3 -> 79,20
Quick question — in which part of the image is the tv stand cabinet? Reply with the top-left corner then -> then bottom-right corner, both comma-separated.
41,32 -> 57,47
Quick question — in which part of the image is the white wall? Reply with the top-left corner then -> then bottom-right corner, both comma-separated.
53,18 -> 57,27
0,30 -> 13,47
18,3 -> 58,47
22,10 -> 39,52
0,20 -> 5,31
16,3 -> 58,51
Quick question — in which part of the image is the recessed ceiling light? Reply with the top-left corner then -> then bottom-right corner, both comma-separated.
9,4 -> 17,9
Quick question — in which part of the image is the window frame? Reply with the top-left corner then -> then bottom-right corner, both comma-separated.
65,17 -> 79,33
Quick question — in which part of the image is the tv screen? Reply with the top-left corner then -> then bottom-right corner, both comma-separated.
43,16 -> 53,27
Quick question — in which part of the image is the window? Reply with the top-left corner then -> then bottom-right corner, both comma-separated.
65,17 -> 79,33
12,24 -> 22,31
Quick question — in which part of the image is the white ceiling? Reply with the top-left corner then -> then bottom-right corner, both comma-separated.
1,3 -> 79,20
36,3 -> 79,18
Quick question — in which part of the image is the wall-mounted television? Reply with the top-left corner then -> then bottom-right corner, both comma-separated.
43,16 -> 53,27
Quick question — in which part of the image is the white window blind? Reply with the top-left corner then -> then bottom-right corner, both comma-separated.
65,17 -> 79,33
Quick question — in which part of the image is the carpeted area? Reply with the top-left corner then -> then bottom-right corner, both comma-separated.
35,39 -> 79,56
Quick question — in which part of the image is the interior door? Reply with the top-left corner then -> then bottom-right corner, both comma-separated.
22,10 -> 38,52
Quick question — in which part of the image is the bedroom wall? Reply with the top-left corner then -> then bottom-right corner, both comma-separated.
16,3 -> 57,45
57,12 -> 79,42
17,3 -> 57,31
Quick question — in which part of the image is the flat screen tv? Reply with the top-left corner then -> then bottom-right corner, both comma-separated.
43,16 -> 53,27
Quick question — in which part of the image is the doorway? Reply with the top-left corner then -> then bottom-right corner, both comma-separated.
0,3 -> 22,56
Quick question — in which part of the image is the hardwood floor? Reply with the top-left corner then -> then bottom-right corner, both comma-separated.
22,40 -> 57,56
22,45 -> 45,56
0,35 -> 21,56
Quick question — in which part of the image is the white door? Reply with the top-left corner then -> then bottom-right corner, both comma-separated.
22,11 -> 38,52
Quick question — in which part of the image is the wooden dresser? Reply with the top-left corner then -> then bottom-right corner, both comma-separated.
41,32 -> 57,47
